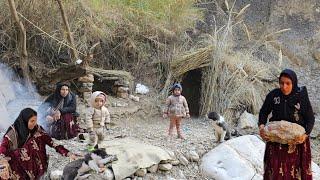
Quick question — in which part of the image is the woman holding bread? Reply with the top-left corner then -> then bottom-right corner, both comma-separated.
259,68 -> 315,180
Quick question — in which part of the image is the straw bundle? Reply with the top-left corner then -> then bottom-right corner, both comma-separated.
199,52 -> 279,122
170,46 -> 213,78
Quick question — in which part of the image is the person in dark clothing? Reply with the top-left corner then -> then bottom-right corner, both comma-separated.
0,108 -> 76,180
259,69 -> 315,180
39,82 -> 79,140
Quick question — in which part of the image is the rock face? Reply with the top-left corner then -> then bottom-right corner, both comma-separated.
200,135 -> 320,180
237,111 -> 258,129
199,0 -> 320,114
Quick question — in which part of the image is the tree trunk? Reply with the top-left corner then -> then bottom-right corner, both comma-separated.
56,0 -> 78,62
7,0 -> 33,90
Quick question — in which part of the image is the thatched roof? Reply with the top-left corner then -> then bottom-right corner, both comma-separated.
166,45 -> 280,121
170,46 -> 213,78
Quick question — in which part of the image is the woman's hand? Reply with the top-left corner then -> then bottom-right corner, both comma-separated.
259,125 -> 269,141
52,110 -> 61,121
301,134 -> 308,142
46,115 -> 54,122
0,158 -> 10,180
295,134 -> 308,144
67,152 -> 77,161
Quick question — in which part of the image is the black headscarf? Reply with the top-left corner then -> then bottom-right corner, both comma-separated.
52,82 -> 70,107
279,68 -> 299,95
6,108 -> 37,148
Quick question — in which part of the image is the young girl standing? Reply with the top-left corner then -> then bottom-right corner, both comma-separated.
86,91 -> 110,149
163,83 -> 190,139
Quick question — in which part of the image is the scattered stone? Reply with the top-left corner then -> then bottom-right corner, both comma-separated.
133,177 -> 143,180
135,168 -> 147,177
194,165 -> 199,171
177,170 -> 187,179
197,149 -> 206,157
166,150 -> 175,159
50,170 -> 63,180
171,159 -> 180,166
313,49 -> 320,63
160,160 -> 172,164
177,154 -> 189,166
188,151 -> 200,162
78,74 -> 94,83
78,83 -> 93,93
103,168 -> 115,180
147,164 -> 158,173
111,102 -> 129,107
158,163 -> 173,171
129,94 -> 140,102
112,85 -> 130,99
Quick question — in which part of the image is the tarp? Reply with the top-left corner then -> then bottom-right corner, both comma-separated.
100,138 -> 173,180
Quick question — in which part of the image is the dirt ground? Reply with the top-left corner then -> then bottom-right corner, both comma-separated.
42,94 -> 320,180
0,93 -> 319,180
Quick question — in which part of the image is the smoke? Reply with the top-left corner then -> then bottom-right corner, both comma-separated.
0,63 -> 42,131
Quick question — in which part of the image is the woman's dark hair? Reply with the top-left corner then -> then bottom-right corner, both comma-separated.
7,108 -> 37,148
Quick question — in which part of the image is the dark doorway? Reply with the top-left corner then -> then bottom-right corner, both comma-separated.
181,69 -> 202,117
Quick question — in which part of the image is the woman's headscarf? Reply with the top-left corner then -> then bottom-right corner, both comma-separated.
52,82 -> 70,107
54,82 -> 70,99
279,68 -> 299,94
90,91 -> 107,109
6,108 -> 37,148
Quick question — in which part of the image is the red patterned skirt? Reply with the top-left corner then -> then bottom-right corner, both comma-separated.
48,113 -> 79,140
263,138 -> 312,180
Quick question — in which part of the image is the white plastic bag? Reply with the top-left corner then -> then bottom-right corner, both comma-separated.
135,83 -> 149,94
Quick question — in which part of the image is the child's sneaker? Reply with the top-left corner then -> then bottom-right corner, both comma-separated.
87,145 -> 95,152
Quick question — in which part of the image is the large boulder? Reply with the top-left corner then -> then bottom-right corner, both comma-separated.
200,135 -> 320,180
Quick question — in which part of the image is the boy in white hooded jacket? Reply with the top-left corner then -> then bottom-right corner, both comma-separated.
86,91 -> 110,149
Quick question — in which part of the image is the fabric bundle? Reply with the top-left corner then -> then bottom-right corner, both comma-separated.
264,120 -> 306,153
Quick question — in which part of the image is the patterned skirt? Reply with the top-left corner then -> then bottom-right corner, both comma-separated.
48,113 -> 79,140
263,138 -> 312,180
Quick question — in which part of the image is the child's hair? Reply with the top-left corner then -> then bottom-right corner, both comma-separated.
208,112 -> 220,120
171,83 -> 182,91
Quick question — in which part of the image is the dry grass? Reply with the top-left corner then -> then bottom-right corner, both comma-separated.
196,1 -> 283,122
197,1 -> 282,122
200,52 -> 279,123
159,1 -> 281,123
0,0 -> 201,72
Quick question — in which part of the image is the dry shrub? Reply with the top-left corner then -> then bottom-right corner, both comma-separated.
195,1 -> 281,122
200,51 -> 279,123
0,0 -> 201,76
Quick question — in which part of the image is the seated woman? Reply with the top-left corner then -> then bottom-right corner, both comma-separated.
0,108 -> 76,180
39,82 -> 78,139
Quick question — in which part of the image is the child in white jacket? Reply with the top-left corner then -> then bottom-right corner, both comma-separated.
86,91 -> 110,148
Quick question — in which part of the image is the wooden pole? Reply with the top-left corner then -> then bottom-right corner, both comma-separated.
8,0 -> 32,90
56,0 -> 78,62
